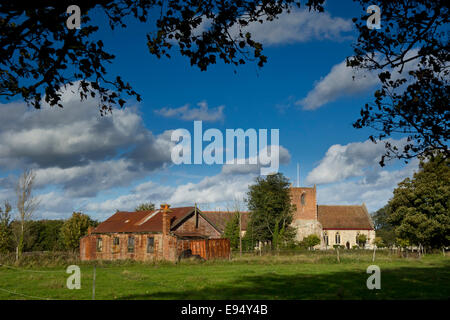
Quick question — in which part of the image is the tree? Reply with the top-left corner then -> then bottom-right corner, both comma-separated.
60,212 -> 98,252
301,234 -> 320,250
245,173 -> 296,247
373,237 -> 385,248
0,202 -> 13,253
356,234 -> 367,248
26,220 -> 65,251
14,169 -> 39,259
372,205 -> 396,247
387,154 -> 450,249
0,1 -> 325,113
348,1 -> 449,165
223,213 -> 240,250
135,203 -> 155,212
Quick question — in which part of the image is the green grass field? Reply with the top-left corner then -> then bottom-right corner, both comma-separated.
0,251 -> 449,300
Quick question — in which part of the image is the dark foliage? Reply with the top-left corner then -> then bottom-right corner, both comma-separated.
25,220 -> 66,251
245,173 -> 296,244
348,1 -> 449,165
0,0 -> 325,113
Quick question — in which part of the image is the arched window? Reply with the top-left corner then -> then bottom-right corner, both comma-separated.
323,232 -> 329,246
301,193 -> 306,206
335,232 -> 341,244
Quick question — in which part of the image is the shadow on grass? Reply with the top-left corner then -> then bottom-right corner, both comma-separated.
119,262 -> 450,300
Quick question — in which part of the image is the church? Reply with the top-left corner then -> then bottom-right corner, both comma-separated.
290,185 -> 375,249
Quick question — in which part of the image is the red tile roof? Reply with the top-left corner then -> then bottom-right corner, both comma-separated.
92,207 -> 195,234
317,205 -> 374,230
201,211 -> 250,232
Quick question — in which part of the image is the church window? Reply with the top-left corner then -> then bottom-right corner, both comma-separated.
335,232 -> 341,244
323,232 -> 329,246
301,193 -> 306,206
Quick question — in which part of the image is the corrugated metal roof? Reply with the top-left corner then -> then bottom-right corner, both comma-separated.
92,207 -> 195,234
317,205 -> 374,230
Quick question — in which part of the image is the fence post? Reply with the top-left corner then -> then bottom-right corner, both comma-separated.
92,264 -> 96,300
336,247 -> 340,263
372,246 -> 376,262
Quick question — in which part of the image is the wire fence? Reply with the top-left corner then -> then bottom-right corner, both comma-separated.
0,247 -> 440,300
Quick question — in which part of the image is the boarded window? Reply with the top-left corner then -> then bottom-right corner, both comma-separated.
96,238 -> 103,252
128,236 -> 135,253
147,237 -> 154,253
112,237 -> 120,254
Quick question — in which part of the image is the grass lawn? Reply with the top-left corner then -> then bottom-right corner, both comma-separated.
0,251 -> 449,300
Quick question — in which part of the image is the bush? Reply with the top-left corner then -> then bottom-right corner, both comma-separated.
300,234 -> 321,250
356,234 -> 367,248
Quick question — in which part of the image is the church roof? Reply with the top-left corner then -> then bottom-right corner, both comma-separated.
317,205 -> 374,230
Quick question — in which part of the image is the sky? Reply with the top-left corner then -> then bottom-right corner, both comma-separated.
0,1 -> 421,221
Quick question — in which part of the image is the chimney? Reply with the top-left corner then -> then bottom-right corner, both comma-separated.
87,226 -> 93,235
161,204 -> 171,236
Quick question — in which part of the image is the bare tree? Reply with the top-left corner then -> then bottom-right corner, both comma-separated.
14,169 -> 39,259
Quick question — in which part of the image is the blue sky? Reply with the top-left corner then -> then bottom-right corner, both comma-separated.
0,1 -> 420,220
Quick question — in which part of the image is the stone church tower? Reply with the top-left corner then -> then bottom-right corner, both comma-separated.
290,185 -> 322,241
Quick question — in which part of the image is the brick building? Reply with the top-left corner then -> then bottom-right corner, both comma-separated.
80,204 -> 230,262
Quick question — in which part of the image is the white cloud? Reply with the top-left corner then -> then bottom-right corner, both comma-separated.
297,60 -> 378,110
85,145 -> 293,216
297,49 -> 422,110
84,171 -> 256,217
306,138 -> 407,185
0,84 -> 174,198
85,181 -> 174,218
155,101 -> 224,122
232,8 -> 352,46
316,159 -> 419,212
221,145 -> 291,175
305,138 -> 418,212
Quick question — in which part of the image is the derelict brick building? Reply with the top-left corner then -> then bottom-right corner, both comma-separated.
80,205 -> 230,262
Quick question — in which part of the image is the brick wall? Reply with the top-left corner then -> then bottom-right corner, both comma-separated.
290,186 -> 317,220
80,233 -> 173,261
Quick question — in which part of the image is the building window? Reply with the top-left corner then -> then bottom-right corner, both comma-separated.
128,236 -> 135,253
147,237 -> 154,253
111,237 -> 120,254
323,232 -> 329,246
301,193 -> 306,206
335,232 -> 341,244
96,238 -> 103,252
